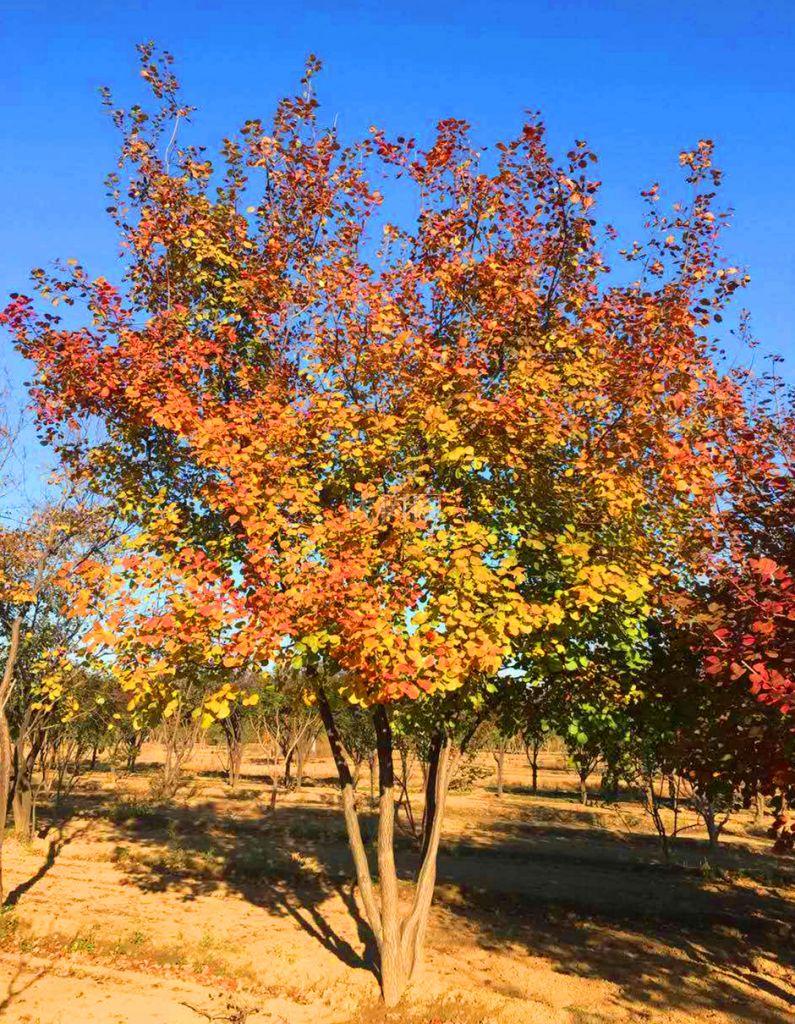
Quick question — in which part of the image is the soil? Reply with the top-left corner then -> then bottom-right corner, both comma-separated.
0,746 -> 792,1023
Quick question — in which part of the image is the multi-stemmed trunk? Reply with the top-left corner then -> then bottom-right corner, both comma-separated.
277,716 -> 320,791
524,738 -> 541,794
692,788 -> 731,853
284,738 -> 310,790
642,771 -> 673,864
317,688 -> 451,1007
154,712 -> 200,800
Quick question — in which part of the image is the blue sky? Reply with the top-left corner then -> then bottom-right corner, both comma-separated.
1,0 -> 794,488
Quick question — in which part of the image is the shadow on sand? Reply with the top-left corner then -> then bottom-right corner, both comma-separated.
22,782 -> 795,1022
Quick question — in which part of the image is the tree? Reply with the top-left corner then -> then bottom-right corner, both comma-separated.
681,390 -> 795,848
4,47 -> 761,1001
593,610 -> 795,859
520,683 -> 553,795
215,705 -> 244,788
250,666 -> 321,806
21,653 -> 117,825
66,539 -> 262,800
333,699 -> 377,800
0,481 -> 112,899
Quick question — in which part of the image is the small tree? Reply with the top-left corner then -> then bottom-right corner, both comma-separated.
334,701 -> 377,800
109,715 -> 147,776
566,740 -> 600,806
0,481 -> 112,896
219,705 -> 245,788
250,667 -> 321,804
521,686 -> 552,795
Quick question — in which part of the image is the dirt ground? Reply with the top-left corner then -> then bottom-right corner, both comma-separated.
0,746 -> 792,1024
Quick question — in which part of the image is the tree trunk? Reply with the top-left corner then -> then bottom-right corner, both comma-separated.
495,744 -> 505,799
706,814 -> 720,851
0,615 -> 23,903
644,775 -> 670,864
419,731 -> 442,865
0,709 -> 12,904
579,775 -> 588,806
294,741 -> 306,791
12,761 -> 33,841
316,685 -> 452,1008
400,732 -> 451,981
229,744 -> 242,788
395,746 -> 416,837
222,712 -> 243,788
283,746 -> 293,788
125,732 -> 143,773
373,705 -> 406,1006
693,790 -> 723,851
269,771 -> 279,810
531,743 -> 539,795
667,774 -> 679,817
11,712 -> 33,840
316,688 -> 382,940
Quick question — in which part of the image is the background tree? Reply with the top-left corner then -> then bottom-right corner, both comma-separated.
333,700 -> 377,800
0,483 -> 112,899
520,682 -> 553,795
250,666 -> 321,806
680,389 -> 795,848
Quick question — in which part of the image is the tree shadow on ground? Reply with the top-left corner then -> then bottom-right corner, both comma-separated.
0,962 -> 49,1015
435,881 -> 793,1022
105,799 -> 380,981
472,810 -> 793,878
4,823 -> 92,909
97,795 -> 795,1022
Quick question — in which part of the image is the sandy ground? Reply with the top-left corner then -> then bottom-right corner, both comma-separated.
0,747 -> 792,1023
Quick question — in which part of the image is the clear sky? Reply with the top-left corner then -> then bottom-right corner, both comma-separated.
1,0 -> 794,488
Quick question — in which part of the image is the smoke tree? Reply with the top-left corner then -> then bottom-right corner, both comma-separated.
3,46 -> 768,1001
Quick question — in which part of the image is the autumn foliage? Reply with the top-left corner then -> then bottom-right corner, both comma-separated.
2,44 -> 793,999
